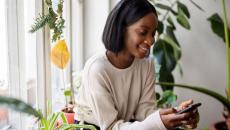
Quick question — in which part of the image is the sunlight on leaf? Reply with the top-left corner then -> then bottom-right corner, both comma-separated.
51,39 -> 70,69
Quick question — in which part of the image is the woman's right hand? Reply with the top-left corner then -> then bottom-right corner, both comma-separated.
159,107 -> 194,130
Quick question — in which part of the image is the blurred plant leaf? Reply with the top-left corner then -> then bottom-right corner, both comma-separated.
155,3 -> 177,15
153,39 -> 177,72
177,1 -> 190,18
0,96 -> 42,118
157,90 -> 177,107
159,69 -> 175,91
176,9 -> 191,30
64,89 -> 72,97
156,82 -> 230,111
207,13 -> 230,45
167,16 -> 176,30
51,39 -> 70,69
162,34 -> 181,60
157,20 -> 164,35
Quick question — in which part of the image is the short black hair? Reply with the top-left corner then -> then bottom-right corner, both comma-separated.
102,0 -> 157,53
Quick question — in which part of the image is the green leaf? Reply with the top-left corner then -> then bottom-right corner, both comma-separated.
189,0 -> 205,12
59,124 -> 97,130
207,13 -> 230,45
159,70 -> 174,91
162,34 -> 181,60
157,21 -> 164,35
165,26 -> 181,59
153,39 -> 177,72
176,9 -> 191,30
177,1 -> 190,18
64,90 -> 72,97
0,96 -> 42,118
155,3 -> 177,15
157,90 -> 177,107
156,82 -> 230,111
167,16 -> 176,30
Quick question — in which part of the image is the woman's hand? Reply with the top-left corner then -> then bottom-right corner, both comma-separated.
177,100 -> 200,129
159,100 -> 200,130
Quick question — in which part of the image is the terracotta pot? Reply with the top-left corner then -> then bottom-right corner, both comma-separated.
61,107 -> 75,124
63,112 -> 75,124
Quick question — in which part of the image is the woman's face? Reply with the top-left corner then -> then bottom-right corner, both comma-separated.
123,12 -> 158,59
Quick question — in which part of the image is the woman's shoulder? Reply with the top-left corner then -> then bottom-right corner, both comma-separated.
84,52 -> 108,73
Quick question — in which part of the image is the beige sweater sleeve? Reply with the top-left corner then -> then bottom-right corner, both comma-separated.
83,59 -> 167,130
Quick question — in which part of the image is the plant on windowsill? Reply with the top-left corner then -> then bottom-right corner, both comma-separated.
156,0 -> 230,129
29,0 -> 75,124
0,96 -> 96,130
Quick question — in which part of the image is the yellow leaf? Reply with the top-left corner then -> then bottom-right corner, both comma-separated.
51,39 -> 70,69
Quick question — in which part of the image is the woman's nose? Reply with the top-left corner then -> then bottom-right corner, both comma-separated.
144,37 -> 154,46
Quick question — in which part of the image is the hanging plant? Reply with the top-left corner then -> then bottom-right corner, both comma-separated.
29,0 -> 65,42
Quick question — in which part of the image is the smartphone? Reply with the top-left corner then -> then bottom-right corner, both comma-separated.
176,103 -> 201,114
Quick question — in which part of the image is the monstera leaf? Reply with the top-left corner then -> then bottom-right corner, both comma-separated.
51,39 -> 70,69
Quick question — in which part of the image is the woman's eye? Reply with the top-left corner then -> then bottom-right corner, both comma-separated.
139,30 -> 147,36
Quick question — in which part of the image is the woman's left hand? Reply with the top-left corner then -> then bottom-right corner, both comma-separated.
177,100 -> 200,129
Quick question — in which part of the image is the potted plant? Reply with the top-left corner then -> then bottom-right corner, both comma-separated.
0,96 -> 96,130
30,0 -> 76,124
156,0 -> 230,129
148,0 -> 205,107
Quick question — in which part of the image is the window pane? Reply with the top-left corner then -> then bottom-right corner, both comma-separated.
0,0 -> 9,128
24,0 -> 38,129
51,0 -> 70,112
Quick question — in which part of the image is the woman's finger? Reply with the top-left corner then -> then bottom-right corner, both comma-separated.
160,108 -> 177,115
179,100 -> 193,109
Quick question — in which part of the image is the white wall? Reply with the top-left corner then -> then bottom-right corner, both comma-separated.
82,0 -> 230,129
83,0 -> 109,61
173,0 -> 230,129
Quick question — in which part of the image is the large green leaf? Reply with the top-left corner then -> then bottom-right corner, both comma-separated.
176,9 -> 191,30
166,26 -> 182,59
207,13 -> 230,45
0,96 -> 42,118
157,20 -> 164,35
155,3 -> 177,15
153,39 -> 177,72
162,34 -> 181,60
177,1 -> 190,18
156,82 -> 230,111
167,16 -> 176,30
159,69 -> 175,91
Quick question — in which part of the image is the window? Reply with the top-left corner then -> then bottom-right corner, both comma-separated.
0,0 -> 9,128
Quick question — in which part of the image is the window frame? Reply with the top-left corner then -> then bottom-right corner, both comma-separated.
6,0 -> 51,129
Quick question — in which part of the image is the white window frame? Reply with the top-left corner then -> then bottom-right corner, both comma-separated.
6,0 -> 51,129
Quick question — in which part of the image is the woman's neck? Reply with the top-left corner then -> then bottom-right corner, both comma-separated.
106,50 -> 135,69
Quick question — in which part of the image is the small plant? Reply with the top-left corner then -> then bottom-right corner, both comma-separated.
0,96 -> 96,130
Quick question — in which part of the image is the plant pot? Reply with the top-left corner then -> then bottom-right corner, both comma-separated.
62,108 -> 75,124
211,121 -> 228,130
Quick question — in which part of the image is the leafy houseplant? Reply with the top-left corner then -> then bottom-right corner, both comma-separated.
30,0 -> 76,124
148,0 -> 204,107
156,0 -> 230,129
0,96 -> 96,130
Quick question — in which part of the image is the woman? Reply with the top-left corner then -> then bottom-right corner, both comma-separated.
77,0 -> 199,129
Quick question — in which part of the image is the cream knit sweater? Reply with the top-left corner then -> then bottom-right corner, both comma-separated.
77,52 -> 167,130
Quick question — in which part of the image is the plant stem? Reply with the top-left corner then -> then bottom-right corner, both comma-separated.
161,0 -> 178,21
222,0 -> 230,100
